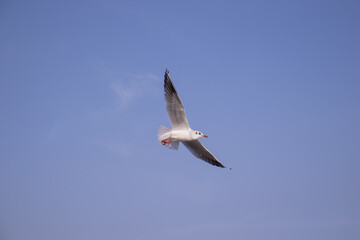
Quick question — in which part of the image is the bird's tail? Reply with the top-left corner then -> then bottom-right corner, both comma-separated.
158,125 -> 179,150
158,125 -> 171,142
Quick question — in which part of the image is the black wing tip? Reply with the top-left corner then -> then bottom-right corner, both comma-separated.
218,164 -> 231,170
213,161 -> 231,169
208,159 -> 226,168
164,69 -> 176,93
164,69 -> 170,82
218,163 -> 226,168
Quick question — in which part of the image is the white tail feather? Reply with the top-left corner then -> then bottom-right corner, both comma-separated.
158,125 -> 171,142
158,125 -> 179,150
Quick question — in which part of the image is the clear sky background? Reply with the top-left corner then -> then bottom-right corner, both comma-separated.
1,0 -> 359,239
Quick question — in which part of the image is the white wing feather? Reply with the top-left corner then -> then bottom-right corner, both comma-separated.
164,70 -> 190,130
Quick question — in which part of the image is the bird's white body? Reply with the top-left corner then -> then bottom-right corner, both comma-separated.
160,129 -> 201,142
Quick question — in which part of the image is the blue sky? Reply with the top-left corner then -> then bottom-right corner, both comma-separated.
1,0 -> 359,239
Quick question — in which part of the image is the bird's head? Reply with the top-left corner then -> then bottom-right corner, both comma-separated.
192,130 -> 208,139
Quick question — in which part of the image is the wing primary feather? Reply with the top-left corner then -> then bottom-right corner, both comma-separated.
182,140 -> 226,168
163,70 -> 190,129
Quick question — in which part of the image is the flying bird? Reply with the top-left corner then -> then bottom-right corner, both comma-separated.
158,69 -> 228,168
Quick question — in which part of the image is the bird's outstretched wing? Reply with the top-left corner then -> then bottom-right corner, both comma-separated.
182,140 -> 225,168
164,70 -> 190,130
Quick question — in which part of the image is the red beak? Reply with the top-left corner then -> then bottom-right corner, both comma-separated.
203,135 -> 208,138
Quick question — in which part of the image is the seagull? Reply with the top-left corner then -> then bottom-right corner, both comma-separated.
158,69 -> 228,169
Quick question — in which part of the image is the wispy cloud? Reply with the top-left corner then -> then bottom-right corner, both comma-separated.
92,59 -> 162,109
110,73 -> 162,109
